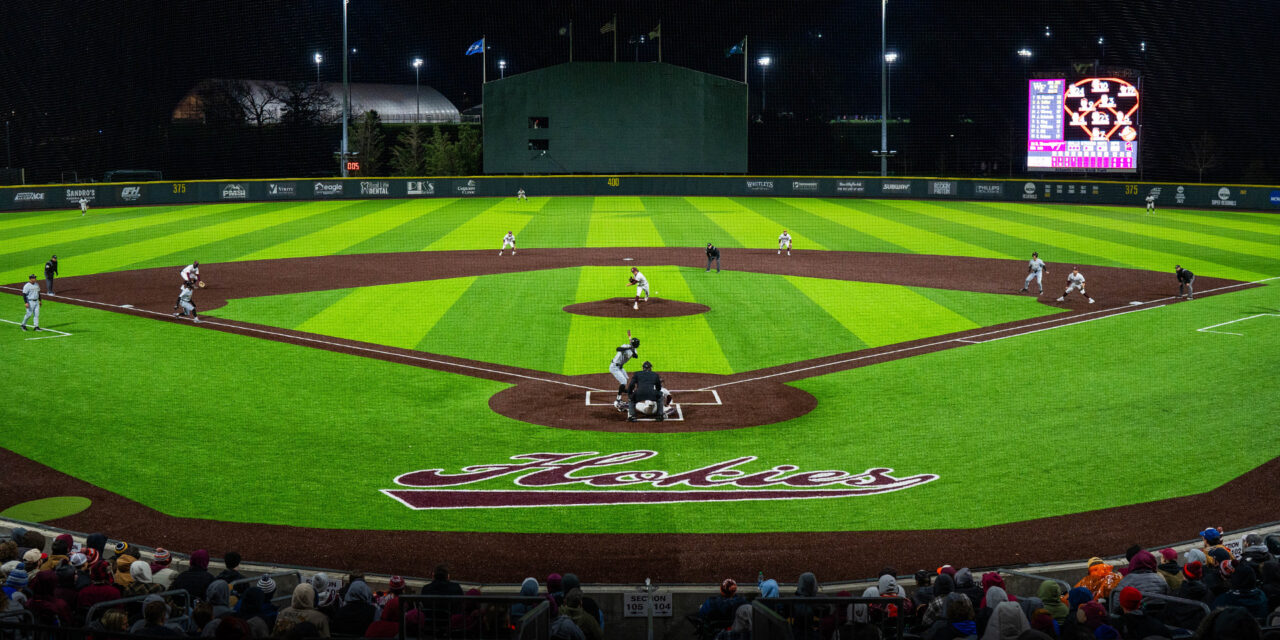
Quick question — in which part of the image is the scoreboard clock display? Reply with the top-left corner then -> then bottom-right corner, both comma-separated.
1027,77 -> 1139,172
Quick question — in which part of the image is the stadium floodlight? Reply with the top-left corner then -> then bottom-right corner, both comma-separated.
1017,48 -> 1033,58
498,59 -> 507,79
413,58 -> 424,123
884,52 -> 898,63
313,52 -> 323,84
1044,25 -> 1051,38
756,56 -> 771,111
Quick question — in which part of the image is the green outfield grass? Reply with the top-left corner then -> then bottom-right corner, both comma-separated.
2,196 -> 1279,534
207,267 -> 1061,374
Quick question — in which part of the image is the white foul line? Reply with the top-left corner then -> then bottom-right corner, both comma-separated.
957,304 -> 1164,343
0,287 -> 594,391
1197,314 -> 1279,336
0,318 -> 72,340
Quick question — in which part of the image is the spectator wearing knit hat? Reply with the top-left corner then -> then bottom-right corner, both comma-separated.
1156,547 -> 1184,591
1073,557 -> 1123,601
151,548 -> 179,588
250,574 -> 280,626
215,551 -> 244,586
1212,564 -> 1270,620
172,549 -> 214,602
1239,534 -> 1275,571
1162,561 -> 1211,631
699,578 -> 746,622
1110,550 -> 1168,613
76,561 -> 122,620
1115,586 -> 1174,638
3,567 -> 28,599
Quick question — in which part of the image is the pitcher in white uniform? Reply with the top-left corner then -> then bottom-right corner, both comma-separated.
630,268 -> 650,310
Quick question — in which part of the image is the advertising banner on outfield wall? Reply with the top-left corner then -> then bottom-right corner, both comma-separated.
3,177 -> 1279,212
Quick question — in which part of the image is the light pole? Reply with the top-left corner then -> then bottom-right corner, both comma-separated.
340,0 -> 349,178
313,52 -> 323,84
413,58 -> 424,123
884,52 -> 897,121
756,56 -> 771,111
1016,49 -> 1032,177
877,0 -> 890,176
498,59 -> 507,79
1097,36 -> 1105,67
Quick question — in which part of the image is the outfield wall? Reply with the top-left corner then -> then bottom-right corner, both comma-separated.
2,176 -> 1278,212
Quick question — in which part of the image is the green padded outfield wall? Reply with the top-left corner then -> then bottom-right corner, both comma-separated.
482,63 -> 747,174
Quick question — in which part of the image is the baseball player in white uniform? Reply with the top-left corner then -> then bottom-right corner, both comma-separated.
1145,194 -> 1156,214
180,261 -> 200,286
174,283 -> 200,322
629,267 -> 650,310
499,231 -> 516,256
78,198 -> 89,216
1057,268 -> 1094,304
1021,251 -> 1048,294
516,188 -> 527,201
608,332 -> 640,411
778,231 -> 792,255
20,274 -> 42,331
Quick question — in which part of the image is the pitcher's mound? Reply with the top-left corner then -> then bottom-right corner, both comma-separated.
563,298 -> 710,318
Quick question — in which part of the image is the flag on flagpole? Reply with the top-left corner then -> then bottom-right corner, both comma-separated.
558,23 -> 570,36
465,38 -> 484,56
726,37 -> 745,57
600,17 -> 616,34
648,23 -> 661,39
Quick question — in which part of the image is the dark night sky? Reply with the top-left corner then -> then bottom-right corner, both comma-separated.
1,0 -> 1277,180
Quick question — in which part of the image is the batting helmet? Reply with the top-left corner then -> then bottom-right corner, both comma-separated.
630,337 -> 640,348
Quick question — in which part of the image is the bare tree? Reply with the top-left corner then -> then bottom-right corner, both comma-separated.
1182,131 -> 1220,183
235,81 -> 286,126
278,82 -> 340,127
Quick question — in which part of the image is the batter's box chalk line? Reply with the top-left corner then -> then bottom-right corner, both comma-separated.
1197,313 -> 1279,337
0,319 -> 73,341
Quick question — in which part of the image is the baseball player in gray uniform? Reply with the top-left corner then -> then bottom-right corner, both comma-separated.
20,274 -> 42,331
1057,268 -> 1094,304
608,331 -> 640,411
1021,252 -> 1048,294
173,283 -> 201,323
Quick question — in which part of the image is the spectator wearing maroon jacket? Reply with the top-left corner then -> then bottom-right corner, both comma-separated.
77,561 -> 123,621
172,549 -> 215,602
365,596 -> 402,638
27,570 -> 73,627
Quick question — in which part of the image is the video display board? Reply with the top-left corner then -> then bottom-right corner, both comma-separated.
1027,77 -> 1139,172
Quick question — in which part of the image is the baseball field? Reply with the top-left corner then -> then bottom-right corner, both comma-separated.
2,194 -> 1278,581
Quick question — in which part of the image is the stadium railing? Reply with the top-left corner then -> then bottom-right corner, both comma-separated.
396,594 -> 550,640
84,589 -> 193,627
228,569 -> 304,609
997,569 -> 1071,593
754,596 -> 909,640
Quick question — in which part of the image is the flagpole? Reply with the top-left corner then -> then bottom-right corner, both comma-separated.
569,21 -> 573,62
482,35 -> 487,84
658,23 -> 662,62
613,14 -> 618,62
744,35 -> 748,83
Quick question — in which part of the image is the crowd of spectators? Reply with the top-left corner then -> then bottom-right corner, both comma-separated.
2,525 -> 1279,640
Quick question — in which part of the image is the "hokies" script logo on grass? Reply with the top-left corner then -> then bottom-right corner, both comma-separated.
382,451 -> 939,509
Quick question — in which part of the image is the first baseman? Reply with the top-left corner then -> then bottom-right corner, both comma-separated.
180,261 -> 200,286
778,231 -> 792,255
1057,267 -> 1094,304
1021,251 -> 1048,294
629,267 -> 649,310
609,333 -> 640,411
500,231 -> 516,256
1176,265 -> 1195,299
174,283 -> 201,323
20,274 -> 42,331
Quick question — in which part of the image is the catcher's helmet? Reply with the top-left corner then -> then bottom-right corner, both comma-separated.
629,337 -> 640,348
642,361 -> 652,371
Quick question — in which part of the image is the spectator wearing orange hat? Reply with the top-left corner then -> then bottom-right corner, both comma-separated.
1073,557 -> 1123,601
1162,561 -> 1210,631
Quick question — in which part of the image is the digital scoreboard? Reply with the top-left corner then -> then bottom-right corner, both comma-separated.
1027,77 -> 1139,172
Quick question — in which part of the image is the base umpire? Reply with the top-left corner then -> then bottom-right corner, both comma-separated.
627,361 -> 664,422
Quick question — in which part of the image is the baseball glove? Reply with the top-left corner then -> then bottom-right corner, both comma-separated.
197,280 -> 206,289
628,278 -> 637,285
